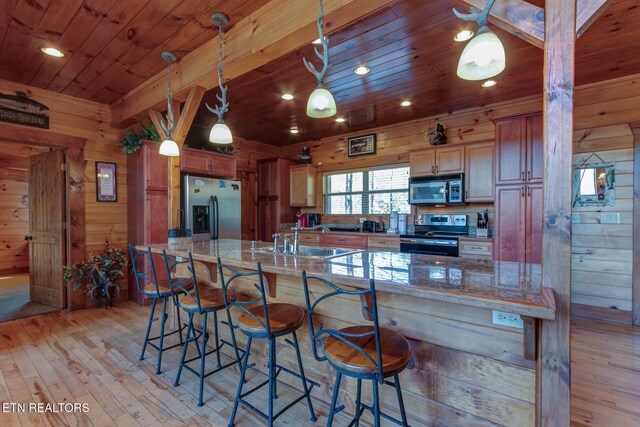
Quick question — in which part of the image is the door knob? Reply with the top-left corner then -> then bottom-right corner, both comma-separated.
24,235 -> 33,241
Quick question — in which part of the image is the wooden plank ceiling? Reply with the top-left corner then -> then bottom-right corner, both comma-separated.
185,0 -> 640,146
0,0 -> 270,104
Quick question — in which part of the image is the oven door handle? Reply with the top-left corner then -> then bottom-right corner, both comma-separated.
401,238 -> 457,246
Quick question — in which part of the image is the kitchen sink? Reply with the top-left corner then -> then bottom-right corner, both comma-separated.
248,245 -> 363,259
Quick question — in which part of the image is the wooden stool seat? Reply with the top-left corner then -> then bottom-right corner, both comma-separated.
143,278 -> 194,297
238,303 -> 304,334
180,287 -> 236,312
325,326 -> 411,375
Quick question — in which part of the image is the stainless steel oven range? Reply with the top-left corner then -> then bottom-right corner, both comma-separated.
400,214 -> 468,257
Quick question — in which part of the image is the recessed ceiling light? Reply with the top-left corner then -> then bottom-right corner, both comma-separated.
312,38 -> 322,45
290,127 -> 299,134
354,66 -> 370,75
41,47 -> 64,58
481,80 -> 497,88
281,93 -> 294,100
454,30 -> 474,42
335,117 -> 346,123
400,100 -> 412,107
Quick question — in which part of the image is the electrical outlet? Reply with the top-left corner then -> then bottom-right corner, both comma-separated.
601,213 -> 620,224
572,213 -> 581,223
492,311 -> 524,328
360,218 -> 366,223
176,256 -> 183,262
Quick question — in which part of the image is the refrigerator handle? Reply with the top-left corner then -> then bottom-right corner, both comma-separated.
213,195 -> 219,240
209,195 -> 215,240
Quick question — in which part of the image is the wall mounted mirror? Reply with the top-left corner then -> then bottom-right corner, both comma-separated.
572,162 -> 615,207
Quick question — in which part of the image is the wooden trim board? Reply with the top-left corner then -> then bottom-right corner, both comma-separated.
630,122 -> 640,326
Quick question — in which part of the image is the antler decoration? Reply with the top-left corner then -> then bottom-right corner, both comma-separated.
160,52 -> 176,138
453,0 -> 496,29
206,17 -> 229,123
303,0 -> 330,86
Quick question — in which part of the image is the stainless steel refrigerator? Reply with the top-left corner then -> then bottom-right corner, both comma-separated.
184,175 -> 242,241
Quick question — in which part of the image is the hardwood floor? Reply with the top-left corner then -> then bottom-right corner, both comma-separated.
0,274 -> 59,323
0,302 -> 637,426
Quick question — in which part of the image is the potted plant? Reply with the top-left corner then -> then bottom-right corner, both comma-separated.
64,240 -> 128,308
120,121 -> 161,153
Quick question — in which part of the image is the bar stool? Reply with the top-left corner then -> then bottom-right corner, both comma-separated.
219,258 -> 317,427
162,250 -> 244,407
302,272 -> 412,427
128,245 -> 189,375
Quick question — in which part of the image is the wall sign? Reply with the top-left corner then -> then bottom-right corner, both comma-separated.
348,133 -> 376,157
96,162 -> 117,202
0,91 -> 50,128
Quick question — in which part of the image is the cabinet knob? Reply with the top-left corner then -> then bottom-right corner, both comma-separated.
521,187 -> 525,197
521,171 -> 525,181
527,171 -> 531,181
24,235 -> 33,241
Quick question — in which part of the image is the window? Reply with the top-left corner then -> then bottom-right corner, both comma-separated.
323,166 -> 410,214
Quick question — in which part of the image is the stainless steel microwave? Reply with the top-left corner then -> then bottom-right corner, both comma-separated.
409,174 -> 464,205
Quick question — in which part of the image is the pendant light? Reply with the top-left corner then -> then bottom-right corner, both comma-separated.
304,0 -> 336,118
453,0 -> 505,81
207,13 -> 233,144
158,52 -> 180,157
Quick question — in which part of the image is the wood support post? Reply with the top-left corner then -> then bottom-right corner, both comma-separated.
538,0 -> 575,425
148,110 -> 168,141
630,122 -> 640,326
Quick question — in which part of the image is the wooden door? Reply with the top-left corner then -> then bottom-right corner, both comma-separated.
494,185 -> 526,262
240,172 -> 257,240
409,150 -> 435,177
435,146 -> 464,175
526,183 -> 544,264
28,150 -> 65,308
257,160 -> 275,197
495,117 -> 526,185
464,142 -> 495,202
526,114 -> 544,184
257,199 -> 272,242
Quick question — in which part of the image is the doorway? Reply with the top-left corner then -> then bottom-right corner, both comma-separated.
0,141 -> 65,322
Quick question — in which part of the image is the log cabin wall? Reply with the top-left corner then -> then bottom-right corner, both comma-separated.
0,79 -> 126,304
278,72 -> 640,323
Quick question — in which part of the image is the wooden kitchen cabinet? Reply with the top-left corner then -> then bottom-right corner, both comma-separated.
257,158 -> 297,241
290,164 -> 317,207
410,146 -> 464,177
495,113 -> 542,186
459,238 -> 493,260
298,232 -> 320,246
526,183 -> 543,264
320,234 -> 368,249
180,147 -> 236,178
465,142 -> 495,202
367,235 -> 400,251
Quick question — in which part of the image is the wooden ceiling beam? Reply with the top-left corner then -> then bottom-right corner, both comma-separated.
109,0 -> 397,128
576,0 -> 613,38
148,110 -> 168,141
451,0 -> 545,49
173,86 -> 205,147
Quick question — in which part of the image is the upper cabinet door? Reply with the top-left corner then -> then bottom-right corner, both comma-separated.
144,141 -> 168,190
410,150 -> 436,177
290,165 -> 316,207
495,117 -> 526,185
180,149 -> 210,175
494,184 -> 527,262
435,146 -> 464,175
465,142 -> 494,202
526,113 -> 544,184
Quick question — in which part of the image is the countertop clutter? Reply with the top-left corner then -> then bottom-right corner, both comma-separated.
146,240 -> 555,319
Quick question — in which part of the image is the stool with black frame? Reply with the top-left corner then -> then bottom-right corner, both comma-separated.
302,272 -> 412,427
162,250 -> 245,407
128,245 -> 190,375
219,258 -> 318,427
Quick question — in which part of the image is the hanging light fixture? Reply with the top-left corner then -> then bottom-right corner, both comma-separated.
158,52 -> 180,157
207,13 -> 233,144
453,0 -> 505,81
304,0 -> 337,118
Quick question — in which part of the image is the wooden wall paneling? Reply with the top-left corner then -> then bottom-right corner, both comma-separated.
539,0 -> 576,425
630,122 -> 640,325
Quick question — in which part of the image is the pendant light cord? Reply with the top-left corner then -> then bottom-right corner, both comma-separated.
303,0 -> 330,86
165,60 -> 174,138
206,23 -> 230,123
453,0 -> 496,29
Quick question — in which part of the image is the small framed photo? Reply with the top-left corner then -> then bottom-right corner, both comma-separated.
95,162 -> 117,202
348,134 -> 376,157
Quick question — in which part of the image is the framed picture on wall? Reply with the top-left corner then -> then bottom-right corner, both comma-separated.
95,162 -> 117,202
348,134 -> 376,157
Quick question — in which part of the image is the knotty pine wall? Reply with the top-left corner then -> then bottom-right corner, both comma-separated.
0,79 -> 127,264
279,72 -> 640,322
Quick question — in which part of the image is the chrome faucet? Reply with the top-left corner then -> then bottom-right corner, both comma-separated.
291,227 -> 302,254
272,233 -> 281,252
282,234 -> 293,253
300,224 -> 328,233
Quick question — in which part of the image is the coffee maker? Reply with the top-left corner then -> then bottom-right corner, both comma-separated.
308,213 -> 320,227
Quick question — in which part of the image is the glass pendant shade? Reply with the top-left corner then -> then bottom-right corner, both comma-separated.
159,139 -> 180,156
210,121 -> 233,144
457,29 -> 505,80
306,87 -> 337,118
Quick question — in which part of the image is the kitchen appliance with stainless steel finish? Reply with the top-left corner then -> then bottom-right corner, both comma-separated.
400,214 -> 468,257
409,174 -> 464,205
184,175 -> 242,241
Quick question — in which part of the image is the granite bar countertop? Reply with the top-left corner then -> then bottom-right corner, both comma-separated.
145,239 -> 555,320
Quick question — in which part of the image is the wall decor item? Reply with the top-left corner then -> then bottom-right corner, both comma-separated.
298,146 -> 312,164
96,162 -> 117,202
427,123 -> 447,145
0,91 -> 49,128
348,134 -> 376,156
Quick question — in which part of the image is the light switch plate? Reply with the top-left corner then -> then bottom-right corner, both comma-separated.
601,213 -> 620,224
492,311 -> 524,328
572,213 -> 581,223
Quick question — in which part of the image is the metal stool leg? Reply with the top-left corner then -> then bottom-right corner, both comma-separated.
292,331 -> 317,422
214,310 -> 221,369
372,379 -> 381,427
327,372 -> 342,427
394,374 -> 409,426
268,338 -> 275,426
270,338 -> 278,400
355,378 -> 362,426
140,297 -> 157,361
156,296 -> 168,374
198,312 -> 208,407
229,336 -> 253,427
174,312 -> 194,387
175,295 -> 184,345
